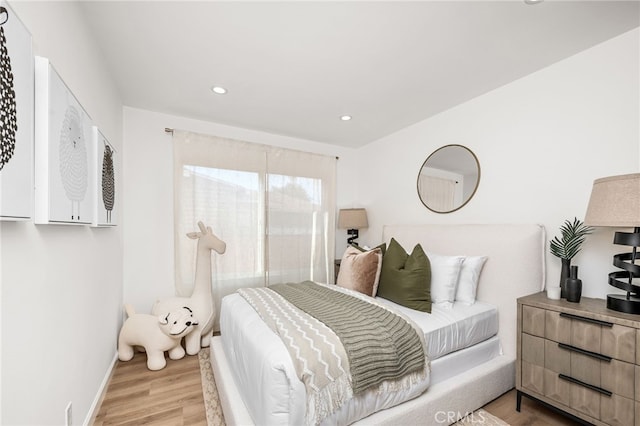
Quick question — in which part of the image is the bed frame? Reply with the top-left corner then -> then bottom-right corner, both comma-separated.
211,223 -> 546,425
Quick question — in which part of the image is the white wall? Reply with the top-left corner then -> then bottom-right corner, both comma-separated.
355,28 -> 640,299
122,108 -> 357,313
0,2 -> 123,425
124,28 -> 639,314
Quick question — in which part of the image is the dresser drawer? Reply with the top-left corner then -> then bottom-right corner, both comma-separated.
545,310 -> 635,362
545,335 -> 634,400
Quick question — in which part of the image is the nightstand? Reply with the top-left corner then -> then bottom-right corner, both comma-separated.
516,292 -> 639,426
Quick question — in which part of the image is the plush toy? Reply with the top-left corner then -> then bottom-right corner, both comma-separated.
152,221 -> 226,355
118,304 -> 198,371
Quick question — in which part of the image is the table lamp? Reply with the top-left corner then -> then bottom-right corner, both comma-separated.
338,208 -> 368,245
584,173 -> 640,314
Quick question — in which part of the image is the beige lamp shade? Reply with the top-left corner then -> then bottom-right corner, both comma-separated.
584,173 -> 640,227
338,208 -> 368,229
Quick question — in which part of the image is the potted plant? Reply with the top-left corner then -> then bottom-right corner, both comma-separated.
550,217 -> 593,298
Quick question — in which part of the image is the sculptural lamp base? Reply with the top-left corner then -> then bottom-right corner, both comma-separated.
607,293 -> 640,314
347,229 -> 359,246
606,227 -> 640,314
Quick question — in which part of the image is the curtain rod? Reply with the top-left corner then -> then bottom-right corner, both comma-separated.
164,127 -> 339,160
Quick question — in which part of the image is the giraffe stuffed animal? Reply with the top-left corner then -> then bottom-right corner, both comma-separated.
152,221 -> 226,355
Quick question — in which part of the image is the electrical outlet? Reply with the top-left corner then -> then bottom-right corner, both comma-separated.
65,402 -> 72,426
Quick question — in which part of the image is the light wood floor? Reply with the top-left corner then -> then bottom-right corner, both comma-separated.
483,389 -> 582,426
92,352 -> 580,425
92,352 -> 207,426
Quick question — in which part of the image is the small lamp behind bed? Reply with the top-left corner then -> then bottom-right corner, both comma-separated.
338,208 -> 368,246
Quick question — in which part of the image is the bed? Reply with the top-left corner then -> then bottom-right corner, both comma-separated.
211,224 -> 545,425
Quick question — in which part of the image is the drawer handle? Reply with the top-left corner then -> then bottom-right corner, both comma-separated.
559,312 -> 613,327
558,343 -> 612,362
558,374 -> 612,397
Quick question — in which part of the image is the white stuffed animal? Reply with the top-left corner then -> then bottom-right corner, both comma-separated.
152,222 -> 226,355
118,304 -> 198,371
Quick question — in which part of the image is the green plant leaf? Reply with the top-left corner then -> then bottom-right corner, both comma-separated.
549,217 -> 593,260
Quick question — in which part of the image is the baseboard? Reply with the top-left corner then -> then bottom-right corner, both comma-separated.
84,351 -> 118,426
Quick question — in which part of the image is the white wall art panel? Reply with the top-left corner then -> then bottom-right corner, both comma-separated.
92,127 -> 116,227
34,56 -> 95,225
0,2 -> 33,220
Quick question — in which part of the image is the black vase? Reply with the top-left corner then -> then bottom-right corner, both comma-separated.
566,265 -> 582,303
560,258 -> 571,298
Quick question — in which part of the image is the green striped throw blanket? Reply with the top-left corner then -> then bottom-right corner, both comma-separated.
238,281 -> 429,425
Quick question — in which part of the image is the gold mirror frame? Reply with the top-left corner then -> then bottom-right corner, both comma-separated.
416,144 -> 480,214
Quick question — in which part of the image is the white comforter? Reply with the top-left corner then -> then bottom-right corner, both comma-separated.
220,287 -> 432,426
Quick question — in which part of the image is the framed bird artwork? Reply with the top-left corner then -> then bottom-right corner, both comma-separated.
35,56 -> 95,225
92,127 -> 117,227
0,2 -> 33,221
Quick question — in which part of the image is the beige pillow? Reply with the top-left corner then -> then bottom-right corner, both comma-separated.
336,246 -> 383,297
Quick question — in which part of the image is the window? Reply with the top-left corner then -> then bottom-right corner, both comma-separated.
173,131 -> 336,329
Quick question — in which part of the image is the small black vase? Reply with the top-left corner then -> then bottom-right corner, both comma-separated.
566,265 -> 582,303
560,258 -> 571,298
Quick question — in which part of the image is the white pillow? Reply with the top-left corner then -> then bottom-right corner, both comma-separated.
455,256 -> 488,305
427,252 -> 465,308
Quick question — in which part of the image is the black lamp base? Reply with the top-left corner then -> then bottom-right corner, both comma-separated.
607,294 -> 640,314
606,228 -> 640,315
346,229 -> 359,246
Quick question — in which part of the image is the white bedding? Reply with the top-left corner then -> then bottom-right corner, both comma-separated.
375,298 -> 498,360
430,335 -> 502,385
220,291 -> 500,426
213,224 -> 546,426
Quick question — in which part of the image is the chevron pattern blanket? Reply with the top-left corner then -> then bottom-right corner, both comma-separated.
238,282 -> 429,425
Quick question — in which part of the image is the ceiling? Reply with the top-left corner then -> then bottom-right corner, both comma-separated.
79,1 -> 640,148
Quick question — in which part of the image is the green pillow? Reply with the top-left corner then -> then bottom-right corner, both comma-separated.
377,238 -> 431,313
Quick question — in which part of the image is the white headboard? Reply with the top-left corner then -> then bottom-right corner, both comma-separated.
382,224 -> 545,359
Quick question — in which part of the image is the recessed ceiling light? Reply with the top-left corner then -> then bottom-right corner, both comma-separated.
524,0 -> 543,4
340,115 -> 352,121
211,86 -> 227,95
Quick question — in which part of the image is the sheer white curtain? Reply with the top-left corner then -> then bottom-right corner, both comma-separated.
173,130 -> 336,329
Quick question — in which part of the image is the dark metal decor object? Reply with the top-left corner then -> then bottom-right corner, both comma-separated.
606,227 -> 640,314
565,265 -> 582,303
0,7 -> 18,172
559,258 -> 570,299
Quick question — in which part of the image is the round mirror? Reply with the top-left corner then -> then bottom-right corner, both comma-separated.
417,144 -> 480,213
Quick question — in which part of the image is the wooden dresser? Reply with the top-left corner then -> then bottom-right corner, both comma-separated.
517,292 -> 640,426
